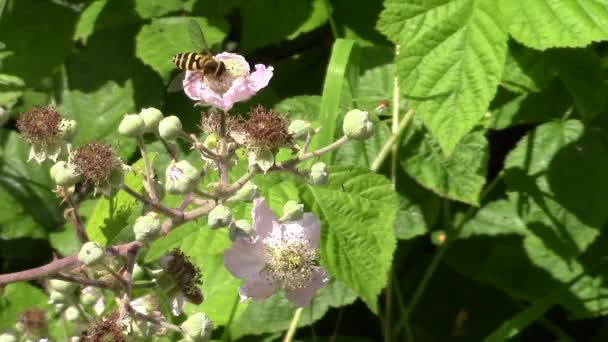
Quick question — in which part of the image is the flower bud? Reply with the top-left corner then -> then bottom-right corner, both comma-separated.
48,290 -> 66,304
65,306 -> 80,322
226,181 -> 258,203
118,114 -> 145,138
165,160 -> 200,195
133,212 -> 162,243
139,107 -> 164,132
309,162 -> 328,185
49,279 -> 78,293
50,161 -> 81,187
229,220 -> 252,240
158,115 -> 182,140
288,120 -> 314,141
80,287 -> 102,305
132,263 -> 145,280
281,200 -> 304,221
181,312 -> 213,342
343,109 -> 374,140
431,230 -> 447,246
0,332 -> 17,342
208,205 -> 232,229
78,242 -> 104,266
59,118 -> 78,141
203,133 -> 219,150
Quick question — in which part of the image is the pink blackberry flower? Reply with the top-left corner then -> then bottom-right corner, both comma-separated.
184,53 -> 273,112
224,198 -> 329,307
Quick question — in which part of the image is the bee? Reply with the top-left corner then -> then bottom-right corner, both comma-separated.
167,19 -> 225,92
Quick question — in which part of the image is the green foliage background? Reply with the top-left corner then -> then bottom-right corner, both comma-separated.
2,0 -> 608,341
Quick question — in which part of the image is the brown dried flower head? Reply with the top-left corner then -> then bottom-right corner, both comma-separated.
72,142 -> 121,187
81,311 -> 127,342
18,308 -> 48,337
161,249 -> 204,304
238,105 -> 292,149
199,110 -> 239,135
16,106 -> 62,144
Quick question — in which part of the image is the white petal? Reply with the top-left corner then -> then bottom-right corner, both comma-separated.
284,267 -> 330,307
252,197 -> 279,238
239,271 -> 279,302
281,213 -> 321,248
94,298 -> 105,315
171,293 -> 185,316
224,237 -> 267,278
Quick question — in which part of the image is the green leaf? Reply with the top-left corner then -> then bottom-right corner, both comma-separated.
377,0 -> 510,155
400,118 -> 489,205
0,0 -> 76,84
136,17 -> 228,82
501,40 -> 555,93
86,154 -> 156,245
394,171 -> 441,240
0,282 -> 51,330
509,0 -> 608,50
330,0 -> 392,46
231,280 -> 357,339
300,167 -> 398,312
134,0 -> 196,18
74,0 -> 140,43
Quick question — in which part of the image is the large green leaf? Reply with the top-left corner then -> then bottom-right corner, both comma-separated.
74,0 -> 141,43
0,283 -> 51,331
400,118 -> 488,205
136,17 -> 228,83
0,0 -> 76,84
300,167 -> 398,312
377,0 -> 510,155
501,40 -> 555,93
509,0 -> 608,50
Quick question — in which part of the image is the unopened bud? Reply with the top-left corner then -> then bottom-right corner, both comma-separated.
158,116 -> 182,140
203,133 -> 219,150
59,118 -> 78,141
49,279 -> 78,293
133,212 -> 161,243
118,114 -> 145,138
288,120 -> 314,141
50,161 -> 80,187
65,306 -> 80,322
309,162 -> 328,185
229,220 -> 252,240
0,332 -> 17,342
165,160 -> 200,195
181,312 -> 213,342
208,205 -> 232,229
343,109 -> 374,140
226,181 -> 258,203
78,242 -> 104,266
80,287 -> 102,305
139,107 -> 163,132
48,290 -> 66,304
281,200 -> 304,221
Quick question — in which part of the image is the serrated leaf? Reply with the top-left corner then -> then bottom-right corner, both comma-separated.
509,0 -> 608,50
136,17 -> 227,83
501,40 -> 555,93
394,171 -> 442,240
377,0 -> 509,155
300,167 -> 398,312
86,154 -> 156,245
400,118 -> 488,205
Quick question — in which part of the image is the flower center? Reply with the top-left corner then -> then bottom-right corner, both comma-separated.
205,58 -> 250,95
264,233 -> 318,290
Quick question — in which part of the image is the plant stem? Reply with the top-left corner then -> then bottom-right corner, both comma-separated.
370,109 -> 414,172
218,112 -> 230,185
283,308 -> 304,342
136,136 -> 158,202
52,274 -> 117,290
279,135 -> 349,168
321,0 -> 340,39
121,184 -> 183,219
128,305 -> 183,333
65,196 -> 89,243
221,294 -> 241,342
224,166 -> 259,194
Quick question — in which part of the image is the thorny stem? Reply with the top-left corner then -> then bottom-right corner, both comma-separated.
218,111 -> 230,185
299,131 -> 313,157
278,135 -> 349,168
370,108 -> 414,172
224,166 -> 259,194
156,133 -> 179,161
136,135 -> 158,202
120,184 -> 183,219
179,132 -> 220,159
100,263 -> 129,288
283,307 -> 304,342
128,305 -> 183,334
121,246 -> 139,314
65,196 -> 89,243
52,274 -> 118,290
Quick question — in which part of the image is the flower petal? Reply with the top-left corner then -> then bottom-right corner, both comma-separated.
282,213 -> 321,248
284,266 -> 330,307
252,197 -> 280,238
171,293 -> 185,316
184,71 -> 203,100
249,64 -> 274,91
239,270 -> 279,302
224,237 -> 267,278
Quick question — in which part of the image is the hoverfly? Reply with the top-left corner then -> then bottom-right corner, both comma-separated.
167,19 -> 226,93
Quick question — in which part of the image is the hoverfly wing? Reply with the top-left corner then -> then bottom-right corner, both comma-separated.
187,18 -> 211,54
167,70 -> 204,93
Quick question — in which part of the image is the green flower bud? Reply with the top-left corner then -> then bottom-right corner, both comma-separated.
309,162 -> 328,185
49,279 -> 78,293
208,205 -> 232,229
48,290 -> 66,304
203,133 -> 219,150
165,160 -> 200,195
288,120 -> 314,141
118,114 -> 145,138
50,161 -> 81,187
226,181 -> 258,203
229,220 -> 251,241
181,312 -> 213,342
132,263 -> 145,280
158,115 -> 182,140
59,118 -> 78,141
78,241 -> 104,266
133,212 -> 162,243
64,306 -> 80,322
139,107 -> 164,132
80,287 -> 102,305
431,230 -> 447,246
281,200 -> 304,221
342,109 -> 374,141
247,147 -> 274,173
0,332 -> 17,342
